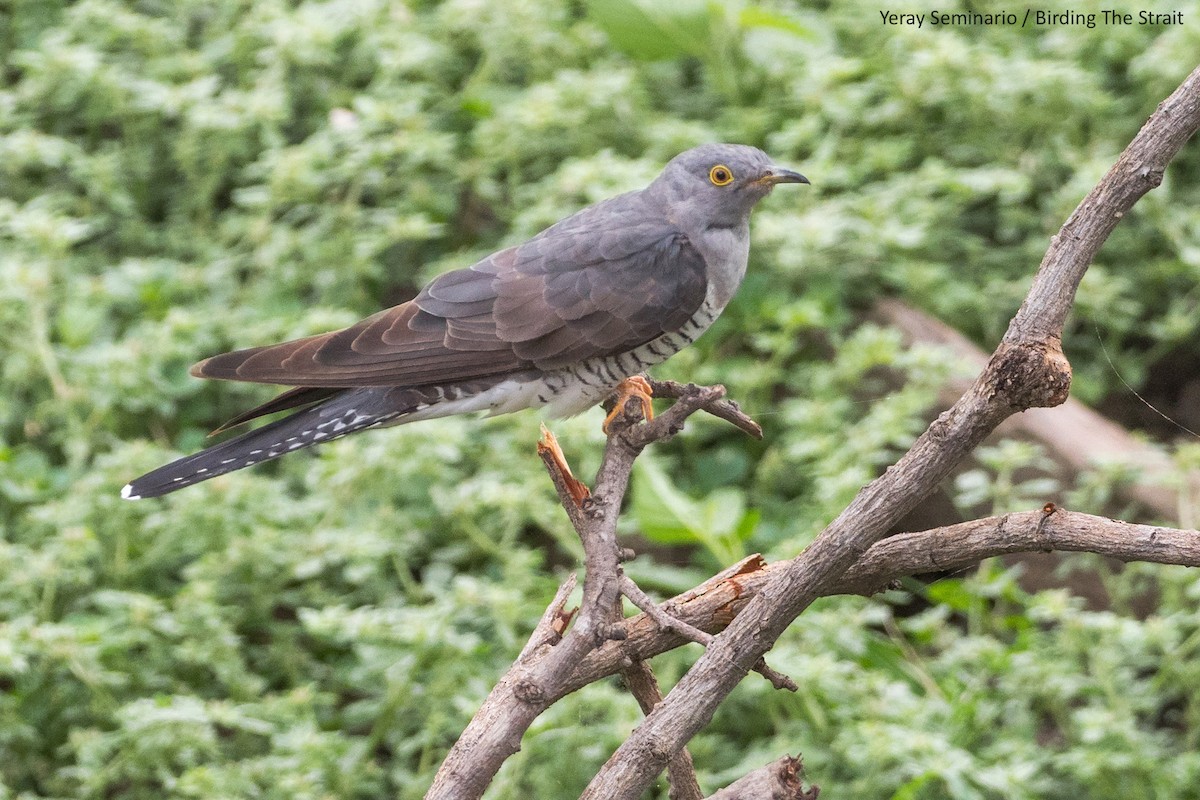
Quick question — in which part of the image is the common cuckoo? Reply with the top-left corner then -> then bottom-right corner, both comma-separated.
123,143 -> 807,499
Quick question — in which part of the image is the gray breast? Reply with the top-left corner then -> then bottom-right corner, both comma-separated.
692,222 -> 751,308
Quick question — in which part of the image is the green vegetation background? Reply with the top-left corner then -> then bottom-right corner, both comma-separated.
3,0 -> 1200,797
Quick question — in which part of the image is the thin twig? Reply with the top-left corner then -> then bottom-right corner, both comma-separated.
751,657 -> 798,692
620,574 -> 796,690
516,574 -> 577,663
648,378 -> 764,439
619,574 -> 713,646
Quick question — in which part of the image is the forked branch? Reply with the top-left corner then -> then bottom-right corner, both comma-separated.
582,62 -> 1200,800
426,378 -> 762,799
428,63 -> 1200,800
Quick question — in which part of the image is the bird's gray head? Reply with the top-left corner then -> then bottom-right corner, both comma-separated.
651,143 -> 809,229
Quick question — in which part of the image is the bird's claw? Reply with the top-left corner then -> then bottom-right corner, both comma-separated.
603,375 -> 655,433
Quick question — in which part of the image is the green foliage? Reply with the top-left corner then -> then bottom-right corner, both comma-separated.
631,455 -> 759,567
954,442 -> 1061,516
707,572 -> 1200,800
3,0 -> 1199,797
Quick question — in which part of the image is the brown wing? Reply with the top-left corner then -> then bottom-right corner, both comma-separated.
191,192 -> 708,388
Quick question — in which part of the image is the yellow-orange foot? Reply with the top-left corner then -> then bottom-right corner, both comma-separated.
537,424 -> 591,507
602,375 -> 655,434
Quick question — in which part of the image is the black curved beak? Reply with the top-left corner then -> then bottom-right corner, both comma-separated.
761,166 -> 810,185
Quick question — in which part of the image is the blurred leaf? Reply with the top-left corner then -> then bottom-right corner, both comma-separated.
631,456 -> 757,564
926,580 -> 974,612
738,5 -> 814,38
585,0 -> 713,61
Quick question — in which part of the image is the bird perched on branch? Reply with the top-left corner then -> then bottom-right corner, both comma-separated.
123,143 -> 808,499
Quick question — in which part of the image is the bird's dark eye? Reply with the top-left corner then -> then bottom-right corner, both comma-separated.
709,165 -> 734,186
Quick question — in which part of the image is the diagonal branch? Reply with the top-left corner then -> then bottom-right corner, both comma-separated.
871,298 -> 1200,522
621,660 -> 704,800
433,423 -> 1200,798
431,497 -> 1200,798
582,62 -> 1200,799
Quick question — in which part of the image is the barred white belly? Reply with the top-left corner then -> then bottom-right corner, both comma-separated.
380,295 -> 724,425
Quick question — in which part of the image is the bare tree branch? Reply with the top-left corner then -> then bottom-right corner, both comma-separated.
427,381 -> 760,799
581,62 -> 1200,799
706,755 -> 818,800
428,573 -> 578,799
621,660 -> 704,800
431,499 -> 1200,799
620,573 -> 714,647
561,509 -> 1200,690
872,297 -> 1200,522
427,64 -> 1200,800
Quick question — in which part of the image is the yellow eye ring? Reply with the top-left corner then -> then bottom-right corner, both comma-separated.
709,165 -> 734,186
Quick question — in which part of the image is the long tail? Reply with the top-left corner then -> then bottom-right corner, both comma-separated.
122,388 -> 407,499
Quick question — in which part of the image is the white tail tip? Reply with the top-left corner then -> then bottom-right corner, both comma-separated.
121,483 -> 141,501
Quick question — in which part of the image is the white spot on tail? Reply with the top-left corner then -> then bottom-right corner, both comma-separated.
327,409 -> 380,434
121,483 -> 141,501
